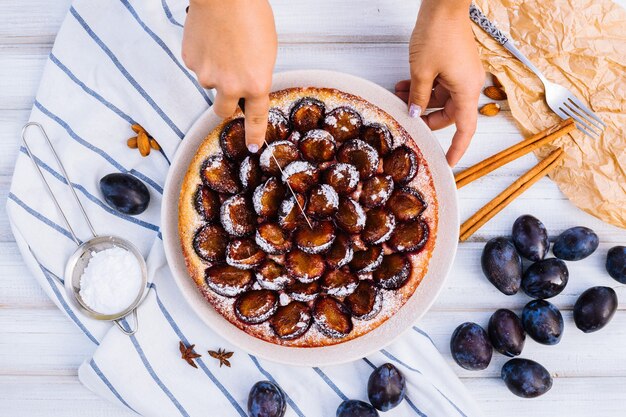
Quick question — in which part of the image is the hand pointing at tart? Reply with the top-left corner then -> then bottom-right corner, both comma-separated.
182,0 -> 277,152
396,0 -> 485,167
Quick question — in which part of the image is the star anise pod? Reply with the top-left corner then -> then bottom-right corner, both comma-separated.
208,348 -> 234,368
179,341 -> 202,368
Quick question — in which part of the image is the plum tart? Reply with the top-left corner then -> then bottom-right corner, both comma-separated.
179,87 -> 438,347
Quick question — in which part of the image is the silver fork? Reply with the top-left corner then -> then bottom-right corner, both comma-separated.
469,4 -> 606,138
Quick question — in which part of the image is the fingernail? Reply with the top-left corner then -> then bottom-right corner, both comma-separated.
409,104 -> 422,118
247,143 -> 259,153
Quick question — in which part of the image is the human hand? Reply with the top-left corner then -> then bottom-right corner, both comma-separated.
396,0 -> 484,166
182,0 -> 278,152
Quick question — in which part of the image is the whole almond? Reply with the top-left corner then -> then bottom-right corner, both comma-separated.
484,86 -> 507,101
137,131 -> 151,156
127,136 -> 138,149
492,74 -> 503,88
479,103 -> 501,117
131,123 -> 145,134
149,138 -> 161,151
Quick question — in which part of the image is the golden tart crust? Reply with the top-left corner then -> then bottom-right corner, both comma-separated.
179,87 -> 438,347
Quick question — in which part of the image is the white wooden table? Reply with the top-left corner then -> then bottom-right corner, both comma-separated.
1,1 -> 625,416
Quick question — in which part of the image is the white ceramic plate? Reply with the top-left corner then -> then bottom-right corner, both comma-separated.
161,70 -> 459,367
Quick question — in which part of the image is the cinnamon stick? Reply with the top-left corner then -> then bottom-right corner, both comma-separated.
455,118 -> 574,189
459,148 -> 564,241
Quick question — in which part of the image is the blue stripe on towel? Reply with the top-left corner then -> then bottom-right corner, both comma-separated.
380,349 -> 467,417
89,359 -> 137,413
148,283 -> 248,417
312,367 -> 348,401
8,192 -> 77,242
49,53 -> 135,125
120,0 -> 211,105
248,355 -> 307,417
48,53 -> 173,168
362,358 -> 428,417
36,261 -> 100,345
31,102 -> 164,194
69,6 -> 185,139
412,326 -> 436,346
121,323 -> 190,417
20,147 -> 161,233
161,0 -> 184,28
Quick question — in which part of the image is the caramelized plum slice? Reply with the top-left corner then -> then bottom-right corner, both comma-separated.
383,145 -> 418,184
388,219 -> 429,253
362,208 -> 396,245
345,281 -> 383,320
266,108 -> 290,143
239,155 -> 262,191
323,106 -> 363,143
290,97 -> 325,132
373,253 -> 411,289
286,249 -> 325,283
282,161 -> 320,193
278,193 -> 307,231
286,279 -> 321,302
299,129 -> 336,162
193,224 -> 228,262
326,233 -> 354,269
313,296 -> 353,338
253,177 -> 286,218
220,118 -> 247,161
259,140 -> 300,176
360,174 -> 394,208
255,259 -> 294,291
306,184 -> 339,219
234,290 -> 278,324
255,222 -> 292,255
387,187 -> 427,222
220,194 -> 256,237
226,238 -> 266,270
201,154 -> 240,194
294,220 -> 336,254
205,264 -> 253,297
323,163 -> 359,195
270,301 -> 312,340
337,139 -> 379,179
321,268 -> 359,297
335,198 -> 366,234
361,123 -> 393,156
350,245 -> 384,273
194,185 -> 220,223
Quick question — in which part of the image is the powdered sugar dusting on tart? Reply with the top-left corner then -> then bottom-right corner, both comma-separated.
178,87 -> 438,347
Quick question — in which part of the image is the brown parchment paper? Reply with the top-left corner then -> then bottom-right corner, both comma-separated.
472,0 -> 626,228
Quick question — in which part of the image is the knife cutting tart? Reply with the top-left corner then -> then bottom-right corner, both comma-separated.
178,87 -> 438,347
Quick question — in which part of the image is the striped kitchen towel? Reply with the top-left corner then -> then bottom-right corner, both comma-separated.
7,1 -> 482,416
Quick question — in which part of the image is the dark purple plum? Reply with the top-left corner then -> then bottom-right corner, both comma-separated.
606,246 -> 626,284
100,173 -> 150,215
450,322 -> 492,370
336,400 -> 379,417
481,237 -> 523,295
248,381 -> 286,417
573,286 -> 618,333
488,309 -> 525,357
367,363 -> 406,411
553,226 -> 599,261
521,258 -> 568,299
522,299 -> 564,345
511,215 -> 549,261
501,358 -> 552,398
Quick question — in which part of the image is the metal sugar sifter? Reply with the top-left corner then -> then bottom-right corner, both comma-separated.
22,122 -> 148,335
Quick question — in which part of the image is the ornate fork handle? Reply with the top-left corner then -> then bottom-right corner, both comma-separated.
469,4 -> 509,45
469,4 -> 548,84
